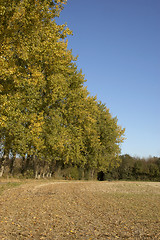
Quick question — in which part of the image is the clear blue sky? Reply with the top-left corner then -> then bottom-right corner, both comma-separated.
56,0 -> 160,158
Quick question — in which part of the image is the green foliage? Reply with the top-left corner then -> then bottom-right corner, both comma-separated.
103,155 -> 160,181
23,169 -> 34,179
0,0 -> 125,178
62,166 -> 80,180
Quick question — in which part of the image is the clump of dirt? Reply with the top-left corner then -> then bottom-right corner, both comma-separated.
0,181 -> 160,239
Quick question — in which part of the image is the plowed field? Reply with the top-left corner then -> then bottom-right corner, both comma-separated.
0,180 -> 160,239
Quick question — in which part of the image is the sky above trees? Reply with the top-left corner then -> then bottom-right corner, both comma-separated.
56,0 -> 160,158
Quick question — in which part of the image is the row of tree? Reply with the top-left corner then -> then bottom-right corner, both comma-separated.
1,153 -> 159,181
0,0 -> 125,178
99,155 -> 160,181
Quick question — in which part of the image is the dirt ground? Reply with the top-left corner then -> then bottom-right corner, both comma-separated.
0,180 -> 160,240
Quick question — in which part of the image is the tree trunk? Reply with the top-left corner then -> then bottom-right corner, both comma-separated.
21,156 -> 26,175
0,149 -> 9,177
33,155 -> 40,179
91,169 -> 95,179
0,166 -> 4,177
10,153 -> 16,175
81,169 -> 85,179
35,170 -> 38,179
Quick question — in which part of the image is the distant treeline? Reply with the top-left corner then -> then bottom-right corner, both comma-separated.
99,154 -> 160,181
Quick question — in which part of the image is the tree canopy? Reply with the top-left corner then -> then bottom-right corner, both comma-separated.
0,0 -> 125,178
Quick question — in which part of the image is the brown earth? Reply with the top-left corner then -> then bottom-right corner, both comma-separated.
0,180 -> 160,239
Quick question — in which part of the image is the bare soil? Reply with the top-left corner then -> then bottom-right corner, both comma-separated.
0,180 -> 160,239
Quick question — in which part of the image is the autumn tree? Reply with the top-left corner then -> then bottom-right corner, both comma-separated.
0,0 -> 125,178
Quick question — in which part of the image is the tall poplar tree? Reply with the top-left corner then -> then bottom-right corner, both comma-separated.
0,0 -> 125,177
